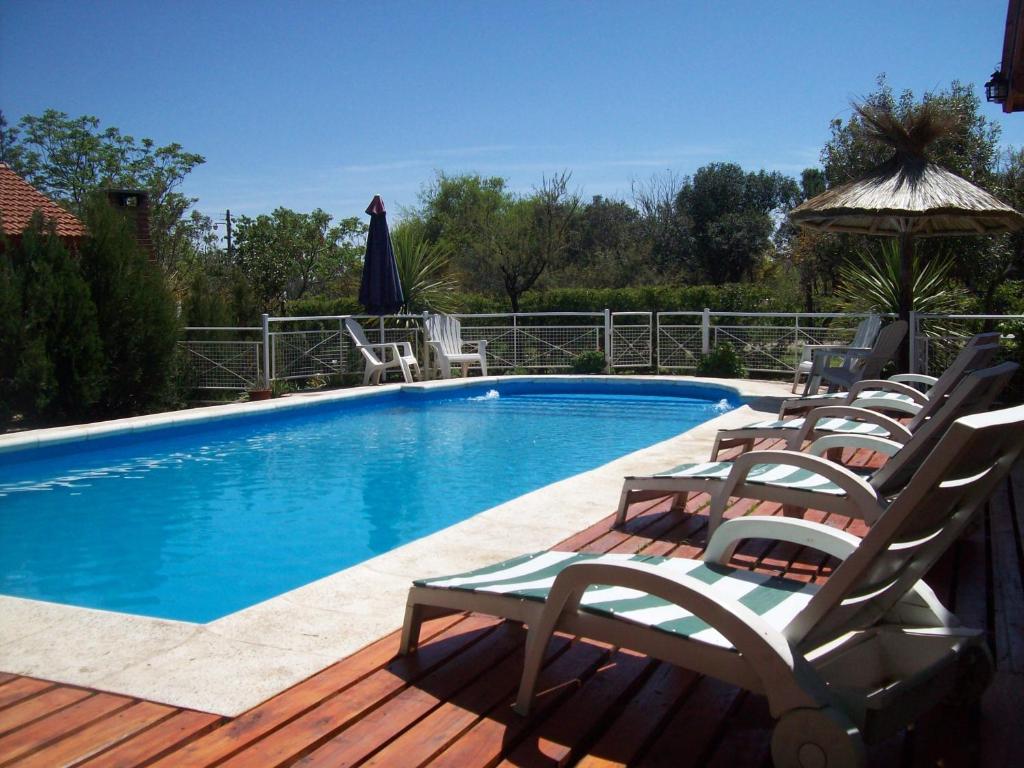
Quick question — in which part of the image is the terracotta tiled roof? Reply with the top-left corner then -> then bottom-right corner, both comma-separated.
0,162 -> 86,238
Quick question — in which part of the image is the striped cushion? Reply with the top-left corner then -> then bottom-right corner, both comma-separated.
415,551 -> 818,649
788,389 -> 918,407
651,460 -> 872,496
722,416 -> 890,438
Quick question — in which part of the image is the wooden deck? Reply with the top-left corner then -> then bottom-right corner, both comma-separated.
1,444 -> 1022,767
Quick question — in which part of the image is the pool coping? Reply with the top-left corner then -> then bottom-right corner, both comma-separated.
0,375 -> 793,716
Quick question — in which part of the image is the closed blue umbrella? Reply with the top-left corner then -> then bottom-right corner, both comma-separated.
358,195 -> 404,314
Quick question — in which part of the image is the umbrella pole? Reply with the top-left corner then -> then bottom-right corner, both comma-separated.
898,231 -> 915,371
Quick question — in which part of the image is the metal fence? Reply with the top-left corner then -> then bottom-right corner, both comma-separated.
179,310 -> 1024,391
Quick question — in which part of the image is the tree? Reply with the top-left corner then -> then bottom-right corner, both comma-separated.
676,163 -> 798,283
631,171 -> 693,277
417,172 -> 512,293
232,207 -> 366,312
3,109 -> 205,272
79,197 -> 181,414
490,173 -> 580,312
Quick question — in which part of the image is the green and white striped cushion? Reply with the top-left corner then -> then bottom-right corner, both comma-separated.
722,416 -> 891,438
788,389 -> 918,407
415,551 -> 818,649
651,460 -> 871,495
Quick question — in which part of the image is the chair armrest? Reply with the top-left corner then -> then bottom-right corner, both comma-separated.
705,516 -> 862,565
805,433 -> 905,457
461,339 -> 488,354
791,405 -> 912,448
357,342 -> 402,360
846,379 -> 929,405
519,560 -> 823,717
395,341 -> 415,357
887,373 -> 938,390
711,449 -> 883,526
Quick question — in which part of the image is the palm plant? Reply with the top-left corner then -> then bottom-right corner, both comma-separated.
835,239 -> 962,316
390,225 -> 459,313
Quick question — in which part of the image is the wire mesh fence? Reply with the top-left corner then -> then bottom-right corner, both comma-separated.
178,310 -> 1024,393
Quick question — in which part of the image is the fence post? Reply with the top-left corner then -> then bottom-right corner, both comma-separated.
378,316 -> 386,345
908,311 -> 918,374
702,308 -> 711,354
261,313 -> 271,388
604,309 -> 612,372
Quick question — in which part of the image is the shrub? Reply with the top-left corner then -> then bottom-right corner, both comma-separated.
0,214 -> 105,427
572,350 -> 607,374
696,342 -> 747,378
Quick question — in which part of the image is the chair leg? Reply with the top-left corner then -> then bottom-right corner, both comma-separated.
439,359 -> 452,379
363,365 -> 374,386
670,492 -> 690,513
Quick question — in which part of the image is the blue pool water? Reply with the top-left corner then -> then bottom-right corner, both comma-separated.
0,379 -> 738,622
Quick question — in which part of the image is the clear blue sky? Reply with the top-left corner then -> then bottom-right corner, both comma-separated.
2,0 -> 1021,224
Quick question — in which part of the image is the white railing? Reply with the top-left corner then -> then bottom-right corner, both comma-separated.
178,309 -> 1021,390
657,311 -> 877,374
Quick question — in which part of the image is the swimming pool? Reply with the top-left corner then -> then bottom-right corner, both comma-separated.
0,378 -> 739,622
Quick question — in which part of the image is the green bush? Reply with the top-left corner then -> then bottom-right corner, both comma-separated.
571,350 -> 607,374
696,342 -> 747,378
0,214 -> 105,427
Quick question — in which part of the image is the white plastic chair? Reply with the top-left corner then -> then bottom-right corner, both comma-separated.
792,316 -> 881,393
344,318 -> 420,385
423,313 -> 488,378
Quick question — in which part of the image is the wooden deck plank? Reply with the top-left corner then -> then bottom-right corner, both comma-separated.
74,710 -> 224,768
0,693 -> 131,766
0,686 -> 92,737
574,664 -> 699,768
213,614 -> 500,768
145,612 -> 466,768
0,679 -> 52,711
12,701 -> 173,768
295,621 -> 528,767
495,649 -> 654,767
425,638 -> 610,768
361,635 -> 573,768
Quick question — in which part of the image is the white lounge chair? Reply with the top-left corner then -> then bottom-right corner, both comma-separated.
711,337 -> 1001,458
792,316 -> 881,393
423,313 -> 488,378
401,402 -> 1024,766
778,331 -> 1001,418
803,320 -> 907,396
345,317 -> 421,385
616,362 -> 1016,535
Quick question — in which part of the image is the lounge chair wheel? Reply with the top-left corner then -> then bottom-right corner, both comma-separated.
944,644 -> 994,706
771,707 -> 865,768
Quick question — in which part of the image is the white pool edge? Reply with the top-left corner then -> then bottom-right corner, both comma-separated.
0,375 -> 792,715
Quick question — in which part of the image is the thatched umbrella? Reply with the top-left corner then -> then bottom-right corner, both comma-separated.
789,104 -> 1024,355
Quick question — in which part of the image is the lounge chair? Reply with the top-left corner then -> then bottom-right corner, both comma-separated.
345,317 -> 421,385
778,331 -> 1001,418
423,313 -> 488,379
401,402 -> 1024,766
791,315 -> 881,393
615,362 -> 1016,535
711,337 -> 1001,459
802,320 -> 907,396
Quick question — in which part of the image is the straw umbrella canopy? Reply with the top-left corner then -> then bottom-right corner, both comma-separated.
789,105 -> 1024,335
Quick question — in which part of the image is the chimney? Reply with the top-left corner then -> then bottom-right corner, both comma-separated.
106,189 -> 154,262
